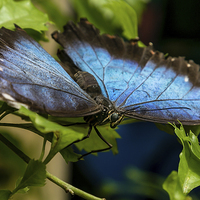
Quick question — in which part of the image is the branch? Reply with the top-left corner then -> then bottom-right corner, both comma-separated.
0,133 -> 30,163
46,172 -> 106,200
0,133 -> 106,200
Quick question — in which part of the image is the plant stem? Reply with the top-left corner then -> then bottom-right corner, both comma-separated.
46,171 -> 106,200
0,133 -> 106,200
0,133 -> 30,163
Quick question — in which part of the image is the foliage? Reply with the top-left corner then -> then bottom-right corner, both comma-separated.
71,0 -> 138,39
0,0 -> 200,200
0,0 -> 50,41
0,0 -> 49,30
0,160 -> 46,200
163,122 -> 200,200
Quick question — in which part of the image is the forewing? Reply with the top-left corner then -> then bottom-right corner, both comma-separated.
0,25 -> 100,117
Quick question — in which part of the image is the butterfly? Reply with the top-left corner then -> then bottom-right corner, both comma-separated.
0,18 -> 200,156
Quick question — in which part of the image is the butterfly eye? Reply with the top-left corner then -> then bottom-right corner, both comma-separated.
110,113 -> 119,122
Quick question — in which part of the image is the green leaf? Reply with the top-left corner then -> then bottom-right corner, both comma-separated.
184,125 -> 200,137
171,123 -> 200,194
125,0 -> 149,23
72,0 -> 138,39
15,177 -> 29,194
104,0 -> 138,39
178,135 -> 200,194
18,107 -> 85,163
44,125 -> 85,163
33,0 -> 69,30
155,123 -> 175,135
75,124 -> 121,155
163,171 -> 187,200
120,118 -> 139,125
49,116 -> 121,160
13,160 -> 46,194
0,0 -> 50,31
0,190 -> 12,200
60,146 -> 82,163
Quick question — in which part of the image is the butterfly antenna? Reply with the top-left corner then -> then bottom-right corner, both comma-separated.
78,126 -> 113,160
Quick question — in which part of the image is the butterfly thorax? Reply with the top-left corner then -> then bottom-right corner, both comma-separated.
74,71 -> 124,128
74,71 -> 102,98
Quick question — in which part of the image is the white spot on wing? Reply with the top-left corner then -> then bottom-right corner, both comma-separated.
0,67 -> 3,71
1,93 -> 29,109
10,102 -> 29,109
184,76 -> 189,82
2,93 -> 15,101
149,42 -> 153,46
187,63 -> 191,67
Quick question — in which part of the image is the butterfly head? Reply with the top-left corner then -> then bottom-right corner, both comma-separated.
109,112 -> 124,128
84,95 -> 124,128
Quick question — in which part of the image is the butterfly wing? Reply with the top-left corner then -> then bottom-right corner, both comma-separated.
0,25 -> 100,117
52,18 -> 200,125
118,54 -> 200,125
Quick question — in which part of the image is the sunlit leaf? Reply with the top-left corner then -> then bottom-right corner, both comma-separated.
18,107 -> 85,163
163,171 -> 187,200
104,0 -> 138,39
170,123 -> 200,194
72,0 -> 138,39
0,0 -> 49,31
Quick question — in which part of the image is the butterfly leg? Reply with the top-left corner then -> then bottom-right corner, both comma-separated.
66,124 -> 93,148
78,126 -> 113,159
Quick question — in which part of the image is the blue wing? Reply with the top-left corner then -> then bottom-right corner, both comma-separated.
52,18 -> 200,125
0,25 -> 100,117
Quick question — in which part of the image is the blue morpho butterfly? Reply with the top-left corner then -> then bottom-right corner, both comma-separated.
0,18 -> 200,157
